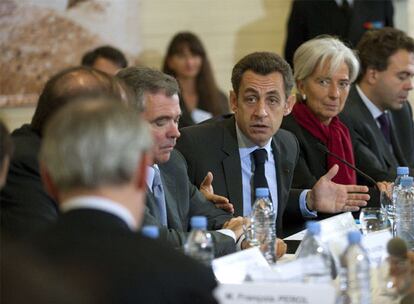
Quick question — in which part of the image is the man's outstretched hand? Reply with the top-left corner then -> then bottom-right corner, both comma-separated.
199,171 -> 234,213
306,165 -> 370,213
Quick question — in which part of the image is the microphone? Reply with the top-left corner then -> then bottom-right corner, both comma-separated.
316,143 -> 378,187
387,237 -> 408,260
386,238 -> 414,300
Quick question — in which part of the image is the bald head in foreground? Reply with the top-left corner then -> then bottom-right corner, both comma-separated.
0,66 -> 134,240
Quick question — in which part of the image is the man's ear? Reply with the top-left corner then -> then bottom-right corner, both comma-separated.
230,90 -> 238,113
283,94 -> 296,116
365,67 -> 378,85
39,163 -> 60,201
134,151 -> 151,191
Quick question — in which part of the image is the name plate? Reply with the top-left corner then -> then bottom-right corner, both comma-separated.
213,247 -> 270,284
215,282 -> 335,304
362,230 -> 392,267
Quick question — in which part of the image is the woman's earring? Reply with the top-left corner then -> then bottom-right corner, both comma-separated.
302,94 -> 306,101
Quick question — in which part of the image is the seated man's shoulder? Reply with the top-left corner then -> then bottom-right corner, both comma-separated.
159,150 -> 190,180
280,114 -> 301,132
181,114 -> 230,136
275,128 -> 298,145
392,102 -> 414,121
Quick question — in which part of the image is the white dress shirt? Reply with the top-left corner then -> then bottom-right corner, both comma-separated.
235,123 -> 316,219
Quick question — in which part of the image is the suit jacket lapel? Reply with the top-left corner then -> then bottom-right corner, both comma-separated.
146,190 -> 162,223
159,169 -> 186,230
271,138 -> 291,225
388,113 -> 408,166
352,89 -> 399,167
221,117 -> 244,216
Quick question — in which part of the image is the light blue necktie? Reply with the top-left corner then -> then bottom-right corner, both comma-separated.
152,167 -> 168,226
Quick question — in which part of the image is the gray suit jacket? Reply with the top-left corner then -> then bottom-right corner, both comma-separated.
175,115 -> 304,237
143,149 -> 236,257
340,86 -> 414,182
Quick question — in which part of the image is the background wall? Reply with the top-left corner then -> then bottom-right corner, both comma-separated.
1,0 -> 413,132
138,0 -> 290,93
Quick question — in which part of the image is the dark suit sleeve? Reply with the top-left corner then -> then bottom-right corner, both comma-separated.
292,153 -> 318,189
284,0 -> 307,66
0,126 -> 59,239
142,207 -> 187,247
143,202 -> 235,257
280,116 -> 319,189
144,151 -> 236,257
340,114 -> 396,182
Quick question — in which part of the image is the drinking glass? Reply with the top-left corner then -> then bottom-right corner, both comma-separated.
380,190 -> 396,236
359,207 -> 390,234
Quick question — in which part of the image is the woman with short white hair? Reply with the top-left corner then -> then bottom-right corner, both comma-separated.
281,36 -> 359,190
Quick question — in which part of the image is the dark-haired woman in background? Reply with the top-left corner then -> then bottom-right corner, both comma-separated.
162,32 -> 229,127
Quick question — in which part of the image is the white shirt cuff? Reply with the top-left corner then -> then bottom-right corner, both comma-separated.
299,190 -> 317,218
217,229 -> 236,242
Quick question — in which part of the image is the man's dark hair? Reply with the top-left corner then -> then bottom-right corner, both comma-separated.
356,27 -> 414,82
31,66 -> 133,135
81,45 -> 128,69
231,52 -> 294,98
117,66 -> 180,112
0,120 -> 13,169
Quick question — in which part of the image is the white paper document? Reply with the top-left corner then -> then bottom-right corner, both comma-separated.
212,247 -> 270,284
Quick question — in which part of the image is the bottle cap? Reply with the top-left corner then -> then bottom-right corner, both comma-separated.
397,167 -> 409,175
141,225 -> 159,239
255,188 -> 269,198
191,216 -> 207,229
306,221 -> 321,235
400,176 -> 413,187
347,231 -> 361,244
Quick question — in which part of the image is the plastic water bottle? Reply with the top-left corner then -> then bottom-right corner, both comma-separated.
184,216 -> 214,267
141,225 -> 159,239
342,231 -> 371,304
395,176 -> 414,251
296,221 -> 335,283
250,188 -> 276,264
392,167 -> 409,205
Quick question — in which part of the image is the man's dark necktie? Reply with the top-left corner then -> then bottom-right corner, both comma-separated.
377,112 -> 392,145
152,167 -> 168,226
252,148 -> 269,191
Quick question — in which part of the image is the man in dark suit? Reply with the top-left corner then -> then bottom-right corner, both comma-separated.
340,28 -> 414,182
0,67 -> 133,240
118,67 -> 244,257
26,97 -> 218,303
176,52 -> 369,237
284,0 -> 394,66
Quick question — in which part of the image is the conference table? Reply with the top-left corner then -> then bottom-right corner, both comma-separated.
213,212 -> 411,304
